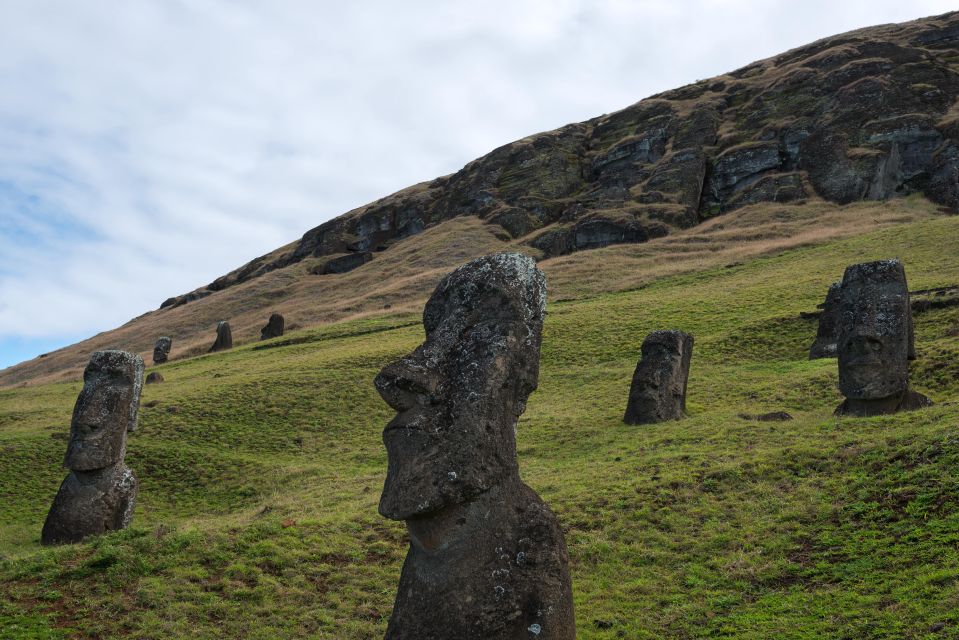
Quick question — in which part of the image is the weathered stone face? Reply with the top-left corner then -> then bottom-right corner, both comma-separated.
809,282 -> 841,359
375,253 -> 574,639
260,313 -> 285,340
41,464 -> 137,545
375,253 -> 546,520
623,330 -> 693,424
152,337 -> 172,364
209,321 -> 233,352
836,260 -> 912,400
65,351 -> 143,470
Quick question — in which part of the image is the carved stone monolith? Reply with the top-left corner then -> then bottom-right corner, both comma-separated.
809,282 -> 841,359
209,321 -> 233,352
834,259 -> 932,416
152,336 -> 172,364
623,330 -> 693,425
374,253 -> 575,639
260,313 -> 285,340
41,351 -> 142,545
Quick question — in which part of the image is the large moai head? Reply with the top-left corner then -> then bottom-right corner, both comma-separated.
374,253 -> 547,520
623,330 -> 693,424
836,260 -> 912,400
65,351 -> 144,471
152,337 -> 172,364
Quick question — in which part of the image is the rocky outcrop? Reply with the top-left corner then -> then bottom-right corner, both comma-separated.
158,11 -> 959,309
317,252 -> 373,275
834,259 -> 932,417
145,372 -> 164,384
374,254 -> 574,639
41,351 -> 142,545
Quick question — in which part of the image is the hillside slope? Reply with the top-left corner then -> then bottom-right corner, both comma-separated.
2,213 -> 958,638
5,10 -> 959,387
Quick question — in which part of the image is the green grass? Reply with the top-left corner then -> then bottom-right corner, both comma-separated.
2,215 -> 959,638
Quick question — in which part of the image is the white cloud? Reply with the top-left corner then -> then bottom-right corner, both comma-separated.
0,0 -> 954,342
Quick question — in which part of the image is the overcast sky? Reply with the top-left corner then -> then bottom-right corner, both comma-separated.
0,1 -> 954,370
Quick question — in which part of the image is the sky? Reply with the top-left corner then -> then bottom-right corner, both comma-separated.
0,0 -> 955,371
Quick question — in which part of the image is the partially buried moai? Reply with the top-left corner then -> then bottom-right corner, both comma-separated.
41,351 -> 142,545
623,330 -> 693,425
808,282 -> 841,359
835,259 -> 931,416
260,312 -> 285,340
208,320 -> 233,352
153,336 -> 172,364
374,253 -> 575,640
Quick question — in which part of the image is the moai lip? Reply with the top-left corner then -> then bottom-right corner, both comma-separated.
374,253 -> 575,639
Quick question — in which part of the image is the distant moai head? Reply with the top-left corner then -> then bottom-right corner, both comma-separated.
65,351 -> 144,471
623,329 -> 693,424
374,253 -> 547,520
836,259 -> 912,400
153,337 -> 172,364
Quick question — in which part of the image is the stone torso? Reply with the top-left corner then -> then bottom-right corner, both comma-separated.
386,479 -> 574,640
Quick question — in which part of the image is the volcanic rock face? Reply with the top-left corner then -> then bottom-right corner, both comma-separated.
209,321 -> 233,352
159,12 -> 959,309
41,351 -> 142,545
835,259 -> 932,416
624,330 -> 694,425
809,282 -> 842,359
374,253 -> 574,639
152,337 -> 172,364
260,313 -> 285,340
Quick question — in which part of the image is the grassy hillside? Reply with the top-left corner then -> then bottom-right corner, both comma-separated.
2,209 -> 958,638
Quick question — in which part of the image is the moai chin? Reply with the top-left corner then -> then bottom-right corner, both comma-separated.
808,282 -> 841,359
374,253 -> 575,640
153,336 -> 172,364
41,351 -> 142,545
835,259 -> 931,416
260,313 -> 285,340
209,321 -> 233,352
623,330 -> 693,425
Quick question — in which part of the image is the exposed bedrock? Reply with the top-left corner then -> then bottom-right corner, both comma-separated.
158,12 -> 959,308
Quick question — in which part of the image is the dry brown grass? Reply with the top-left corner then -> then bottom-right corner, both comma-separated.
0,196 -> 942,387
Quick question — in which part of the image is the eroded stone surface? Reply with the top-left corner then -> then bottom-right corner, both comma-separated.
65,351 -> 143,469
260,313 -> 285,340
209,321 -> 233,352
374,253 -> 574,639
41,464 -> 137,545
809,282 -> 842,359
152,337 -> 172,364
834,259 -> 931,416
43,350 -> 142,545
623,330 -> 694,425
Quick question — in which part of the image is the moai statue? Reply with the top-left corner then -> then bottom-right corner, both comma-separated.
41,351 -> 142,545
260,312 -> 285,340
153,336 -> 172,364
835,259 -> 932,416
374,253 -> 575,640
208,321 -> 233,352
623,330 -> 693,425
808,282 -> 841,359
